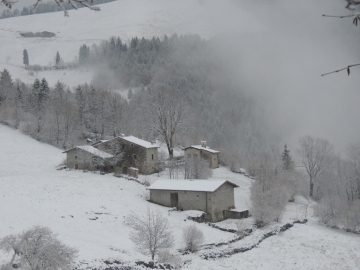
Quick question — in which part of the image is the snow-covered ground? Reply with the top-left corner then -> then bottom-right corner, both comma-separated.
0,0 -> 263,88
1,124 -> 360,269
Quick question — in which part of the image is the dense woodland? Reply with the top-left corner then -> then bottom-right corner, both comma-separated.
0,34 -> 359,233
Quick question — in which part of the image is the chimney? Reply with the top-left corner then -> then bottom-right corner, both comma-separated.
151,140 -> 156,145
201,141 -> 206,148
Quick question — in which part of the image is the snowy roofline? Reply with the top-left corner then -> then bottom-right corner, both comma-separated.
63,145 -> 114,159
184,145 -> 220,154
148,180 -> 238,192
118,135 -> 159,149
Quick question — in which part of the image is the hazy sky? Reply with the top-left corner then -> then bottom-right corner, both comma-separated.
222,0 -> 360,155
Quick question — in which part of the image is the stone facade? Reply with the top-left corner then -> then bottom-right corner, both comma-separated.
64,146 -> 114,172
95,136 -> 159,175
184,142 -> 219,169
149,180 -> 237,222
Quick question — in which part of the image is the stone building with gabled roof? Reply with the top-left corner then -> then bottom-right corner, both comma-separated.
63,145 -> 114,172
95,135 -> 159,175
184,141 -> 219,168
148,179 -> 238,222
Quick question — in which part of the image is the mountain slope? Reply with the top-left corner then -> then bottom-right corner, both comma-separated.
0,0 -> 262,87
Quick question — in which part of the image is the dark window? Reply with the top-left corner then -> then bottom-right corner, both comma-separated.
152,154 -> 154,160
75,155 -> 77,159
121,144 -> 125,149
131,143 -> 134,148
133,154 -> 137,160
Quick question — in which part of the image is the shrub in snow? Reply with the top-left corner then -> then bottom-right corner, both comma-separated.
250,178 -> 290,227
218,149 -> 241,172
157,250 -> 181,268
235,220 -> 247,238
182,224 -> 204,252
126,208 -> 174,260
0,226 -> 78,270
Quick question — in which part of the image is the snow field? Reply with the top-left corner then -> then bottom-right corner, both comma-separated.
0,0 -> 262,88
0,124 -> 250,265
1,124 -> 360,269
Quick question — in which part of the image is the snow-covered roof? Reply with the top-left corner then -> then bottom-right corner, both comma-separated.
121,135 -> 159,149
63,145 -> 114,159
148,180 -> 238,192
91,139 -> 109,146
185,145 -> 220,154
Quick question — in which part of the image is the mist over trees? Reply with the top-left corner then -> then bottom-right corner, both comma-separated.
85,34 -> 275,160
0,33 -> 359,232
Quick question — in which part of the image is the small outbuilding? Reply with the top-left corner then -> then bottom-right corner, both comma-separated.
148,180 -> 239,222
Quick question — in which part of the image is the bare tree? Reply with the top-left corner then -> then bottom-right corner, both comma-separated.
297,135 -> 335,198
0,226 -> 78,270
126,208 -> 174,260
1,0 -> 100,17
184,156 -> 212,179
182,224 -> 204,252
146,87 -> 189,159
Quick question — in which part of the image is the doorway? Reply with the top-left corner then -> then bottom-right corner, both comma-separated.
170,193 -> 178,208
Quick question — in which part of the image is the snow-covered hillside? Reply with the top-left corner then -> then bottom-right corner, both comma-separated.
1,124 -> 360,269
0,0 -> 262,87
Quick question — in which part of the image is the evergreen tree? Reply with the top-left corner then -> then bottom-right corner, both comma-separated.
23,49 -> 29,67
79,44 -> 90,66
40,78 -> 50,100
55,51 -> 61,66
281,144 -> 294,171
128,88 -> 133,99
0,69 -> 13,105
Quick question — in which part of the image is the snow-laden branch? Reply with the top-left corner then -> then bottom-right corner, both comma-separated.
321,63 -> 360,76
1,0 -> 100,16
322,13 -> 360,25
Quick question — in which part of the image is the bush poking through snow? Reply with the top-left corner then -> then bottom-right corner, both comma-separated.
157,250 -> 182,268
235,220 -> 247,238
182,224 -> 204,252
126,208 -> 174,260
0,226 -> 78,270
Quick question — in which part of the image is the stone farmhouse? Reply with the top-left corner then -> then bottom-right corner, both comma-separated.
63,145 -> 114,172
184,141 -> 219,168
148,180 -> 238,222
93,135 -> 159,175
63,135 -> 159,175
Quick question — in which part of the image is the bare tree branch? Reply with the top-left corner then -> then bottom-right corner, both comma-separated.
321,63 -> 360,76
1,0 -> 100,16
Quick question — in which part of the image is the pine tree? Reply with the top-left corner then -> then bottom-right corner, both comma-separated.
79,45 -> 90,66
281,144 -> 294,171
40,78 -> 50,100
0,69 -> 13,105
128,88 -> 133,99
55,51 -> 61,66
23,49 -> 29,67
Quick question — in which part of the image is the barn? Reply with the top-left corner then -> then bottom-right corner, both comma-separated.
148,180 -> 239,222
